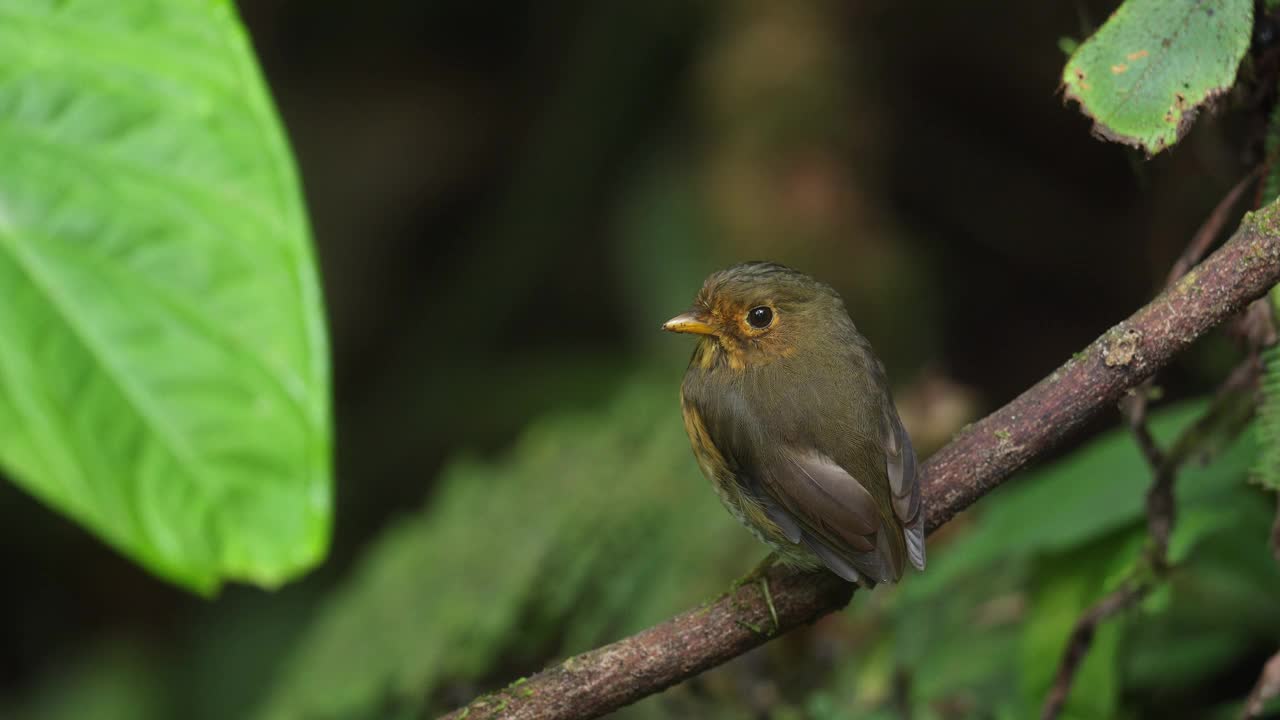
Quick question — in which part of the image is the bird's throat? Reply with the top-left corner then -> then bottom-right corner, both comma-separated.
693,337 -> 747,371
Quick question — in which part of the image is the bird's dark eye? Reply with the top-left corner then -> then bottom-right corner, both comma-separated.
746,306 -> 773,329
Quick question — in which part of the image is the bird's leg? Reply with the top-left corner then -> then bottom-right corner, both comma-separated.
732,551 -> 778,587
732,551 -> 780,632
758,576 -> 778,632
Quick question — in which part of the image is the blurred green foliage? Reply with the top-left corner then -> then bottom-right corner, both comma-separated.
892,402 -> 1276,719
259,377 -> 749,718
3,641 -> 166,720
25,390 -> 1255,720
1,1 -> 1279,719
6,394 -> 1275,717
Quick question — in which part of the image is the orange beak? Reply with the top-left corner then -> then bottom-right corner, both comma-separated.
662,311 -> 715,336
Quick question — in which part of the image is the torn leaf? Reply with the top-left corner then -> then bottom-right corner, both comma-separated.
1062,0 -> 1252,156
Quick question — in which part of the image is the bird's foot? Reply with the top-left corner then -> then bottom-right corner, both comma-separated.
732,551 -> 779,588
758,576 -> 778,632
732,552 -> 780,632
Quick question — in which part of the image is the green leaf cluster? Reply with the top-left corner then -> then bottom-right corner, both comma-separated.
2,2 -> 1279,719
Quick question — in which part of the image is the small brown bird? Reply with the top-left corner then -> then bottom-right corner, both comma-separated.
664,262 -> 924,586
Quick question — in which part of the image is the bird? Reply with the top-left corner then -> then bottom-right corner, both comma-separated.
663,261 -> 924,588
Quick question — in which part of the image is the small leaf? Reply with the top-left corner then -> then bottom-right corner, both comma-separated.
1061,0 -> 1252,156
0,0 -> 332,591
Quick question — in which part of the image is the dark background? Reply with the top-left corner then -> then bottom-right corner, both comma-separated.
0,1 -> 1268,718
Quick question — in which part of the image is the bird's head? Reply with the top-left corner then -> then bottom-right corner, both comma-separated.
663,262 -> 844,369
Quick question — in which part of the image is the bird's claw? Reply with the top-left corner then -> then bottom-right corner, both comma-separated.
731,552 -> 780,633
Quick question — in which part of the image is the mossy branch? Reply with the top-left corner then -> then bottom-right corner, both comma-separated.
440,200 -> 1280,720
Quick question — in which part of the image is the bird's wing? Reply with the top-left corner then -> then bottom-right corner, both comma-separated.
759,447 -> 903,584
682,378 -> 920,584
884,408 -> 925,570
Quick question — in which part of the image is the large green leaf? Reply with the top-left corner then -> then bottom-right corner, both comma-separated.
0,0 -> 331,591
1062,0 -> 1252,156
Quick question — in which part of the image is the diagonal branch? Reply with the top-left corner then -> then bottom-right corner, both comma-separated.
441,202 -> 1280,720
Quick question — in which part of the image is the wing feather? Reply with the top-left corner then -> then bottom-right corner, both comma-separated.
765,449 -> 899,583
682,372 -> 924,583
885,410 -> 926,570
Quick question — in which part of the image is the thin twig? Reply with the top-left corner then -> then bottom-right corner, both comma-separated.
1165,170 -> 1260,288
1119,387 -> 1165,471
1232,297 -> 1279,349
441,202 -> 1280,720
1148,348 -> 1261,562
1048,174 -> 1262,719
1121,171 -> 1260,473
1042,343 -> 1267,719
1243,650 -> 1280,719
1145,469 -> 1177,566
1045,175 -> 1262,720
1040,580 -> 1149,720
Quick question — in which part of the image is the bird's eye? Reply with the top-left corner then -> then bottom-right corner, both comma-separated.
746,306 -> 773,329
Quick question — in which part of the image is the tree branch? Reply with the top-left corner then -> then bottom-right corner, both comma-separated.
1164,169 -> 1259,288
1115,170 -> 1257,475
440,202 -> 1280,720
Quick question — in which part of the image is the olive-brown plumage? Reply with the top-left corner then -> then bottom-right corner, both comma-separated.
664,262 -> 924,586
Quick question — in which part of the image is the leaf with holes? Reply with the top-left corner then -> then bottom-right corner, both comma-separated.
1062,0 -> 1252,156
0,0 -> 331,592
